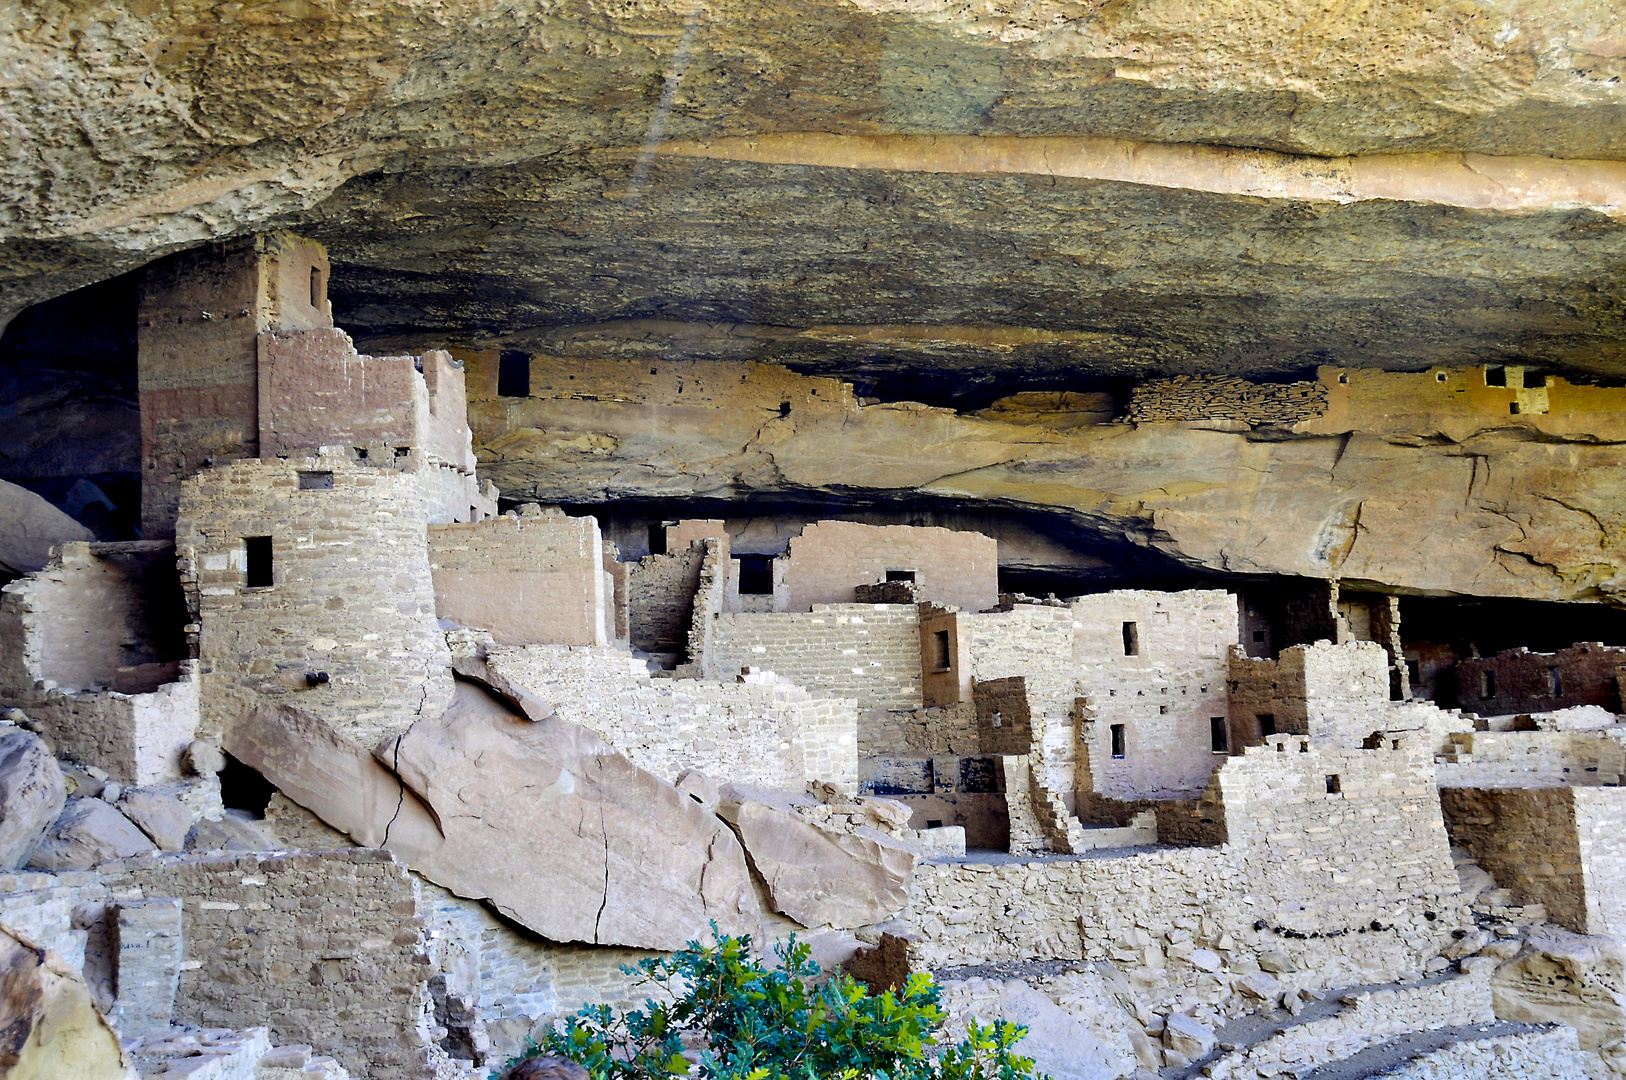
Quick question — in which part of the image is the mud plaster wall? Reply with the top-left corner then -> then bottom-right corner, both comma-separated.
138,232 -> 331,538
710,604 -> 923,711
429,513 -> 608,647
780,521 -> 997,614
101,849 -> 433,1080
177,456 -> 453,750
1456,643 -> 1626,717
919,607 -> 971,708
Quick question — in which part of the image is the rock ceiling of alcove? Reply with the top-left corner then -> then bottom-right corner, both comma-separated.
5,0 -> 1626,383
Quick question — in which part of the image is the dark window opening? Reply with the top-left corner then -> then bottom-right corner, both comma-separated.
1210,716 -> 1228,754
1549,668 -> 1563,698
1257,713 -> 1276,738
1159,704 -> 1169,715
933,629 -> 952,671
647,523 -> 667,556
297,471 -> 333,490
1485,365 -> 1506,387
1122,621 -> 1140,656
310,267 -> 322,308
1110,724 -> 1126,759
778,401 -> 791,417
245,536 -> 273,588
1337,373 -> 1348,384
1325,774 -> 1342,794
1510,402 -> 1521,415
355,447 -> 368,460
497,351 -> 530,397
1481,670 -> 1496,699
1407,659 -> 1421,685
1252,630 -> 1266,642
926,819 -> 944,829
737,554 -> 774,595
886,570 -> 917,583
1436,372 -> 1448,382
219,752 -> 277,818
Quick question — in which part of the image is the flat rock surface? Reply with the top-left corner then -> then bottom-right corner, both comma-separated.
0,480 -> 92,577
0,923 -> 134,1079
27,797 -> 154,871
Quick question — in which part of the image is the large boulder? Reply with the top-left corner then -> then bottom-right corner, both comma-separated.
0,730 -> 65,869
0,922 -> 133,1079
0,482 -> 92,579
718,789 -> 915,929
380,679 -> 762,949
114,790 -> 194,853
1492,925 -> 1626,1049
26,799 -> 155,871
992,982 -> 1125,1080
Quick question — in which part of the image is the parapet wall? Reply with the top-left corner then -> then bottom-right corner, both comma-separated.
484,642 -> 859,790
178,456 -> 454,749
429,512 -> 609,647
710,604 -> 924,711
1435,730 -> 1626,788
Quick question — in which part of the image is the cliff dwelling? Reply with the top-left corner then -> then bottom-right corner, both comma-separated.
3,5 -> 1626,1080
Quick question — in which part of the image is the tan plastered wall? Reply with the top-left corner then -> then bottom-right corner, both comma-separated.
429,513 -> 608,647
1441,787 -> 1586,933
779,521 -> 997,614
919,607 -> 971,707
178,457 -> 454,750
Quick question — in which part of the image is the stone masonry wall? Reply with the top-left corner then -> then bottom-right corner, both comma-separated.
711,604 -> 923,711
17,667 -> 198,785
1435,730 -> 1626,788
177,456 -> 453,749
625,543 -> 705,654
780,521 -> 998,614
1126,375 -> 1329,426
484,642 -> 859,790
102,849 -> 435,1080
1069,591 -> 1235,801
1574,787 -> 1626,939
1457,643 -> 1626,717
138,232 -> 331,538
920,606 -> 971,708
429,511 -> 608,647
683,538 -> 729,679
1440,788 -> 1586,933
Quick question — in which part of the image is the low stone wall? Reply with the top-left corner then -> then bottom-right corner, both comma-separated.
17,665 -> 199,785
625,543 -> 705,654
1457,643 -> 1626,717
101,849 -> 435,1080
1126,374 -> 1329,426
1435,730 -> 1625,787
486,642 -> 859,790
710,604 -> 923,711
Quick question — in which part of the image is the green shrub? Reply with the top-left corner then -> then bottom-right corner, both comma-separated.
505,930 -> 1048,1080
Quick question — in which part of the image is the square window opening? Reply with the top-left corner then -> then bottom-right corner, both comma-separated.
737,554 -> 774,596
497,351 -> 531,398
926,819 -> 943,829
886,569 -> 917,583
1325,774 -> 1342,794
1122,621 -> 1140,656
1210,716 -> 1229,754
1257,713 -> 1276,738
245,536 -> 273,588
1110,724 -> 1126,759
1510,402 -> 1521,415
647,524 -> 667,557
1484,365 -> 1507,387
1159,704 -> 1169,715
932,629 -> 952,671
297,470 -> 333,491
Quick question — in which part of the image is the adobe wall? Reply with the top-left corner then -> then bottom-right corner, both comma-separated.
482,640 -> 859,791
779,521 -> 997,614
177,456 -> 454,749
1440,788 -> 1586,933
0,541 -> 187,698
1125,374 -> 1330,426
1435,730 -> 1626,788
101,848 -> 434,1080
1456,643 -> 1626,717
625,543 -> 706,654
138,232 -> 332,537
710,604 -> 923,711
429,511 -> 608,647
